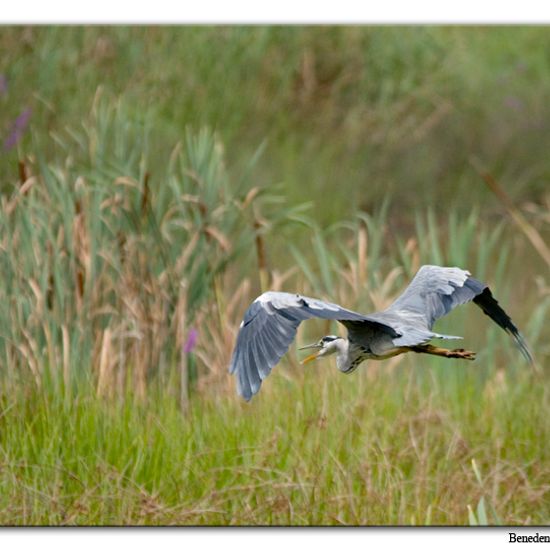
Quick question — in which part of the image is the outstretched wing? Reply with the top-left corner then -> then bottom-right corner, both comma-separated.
230,291 -> 397,401
382,265 -> 532,361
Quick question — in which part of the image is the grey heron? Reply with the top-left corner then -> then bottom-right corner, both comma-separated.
230,265 -> 532,400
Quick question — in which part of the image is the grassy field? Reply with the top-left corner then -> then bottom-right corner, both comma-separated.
0,26 -> 549,525
0,365 -> 547,525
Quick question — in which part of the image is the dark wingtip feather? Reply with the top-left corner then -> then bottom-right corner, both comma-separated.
472,286 -> 534,363
512,331 -> 534,364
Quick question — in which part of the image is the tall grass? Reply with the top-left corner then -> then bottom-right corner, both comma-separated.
0,97 -> 285,403
0,357 -> 547,525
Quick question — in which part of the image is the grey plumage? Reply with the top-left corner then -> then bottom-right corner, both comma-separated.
229,265 -> 532,400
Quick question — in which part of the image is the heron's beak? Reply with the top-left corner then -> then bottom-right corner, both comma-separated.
300,352 -> 320,365
299,342 -> 322,351
299,342 -> 322,365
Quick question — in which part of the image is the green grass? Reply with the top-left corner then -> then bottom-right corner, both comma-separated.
0,26 -> 549,525
0,363 -> 547,525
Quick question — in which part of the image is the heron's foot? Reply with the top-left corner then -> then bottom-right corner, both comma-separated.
410,344 -> 476,361
449,348 -> 476,361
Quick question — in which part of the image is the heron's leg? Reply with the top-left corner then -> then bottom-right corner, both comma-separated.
410,344 -> 476,361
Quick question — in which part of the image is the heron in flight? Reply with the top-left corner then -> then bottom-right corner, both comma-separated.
230,265 -> 532,400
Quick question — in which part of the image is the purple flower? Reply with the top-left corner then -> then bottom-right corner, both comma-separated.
4,107 -> 32,151
0,75 -> 7,96
183,328 -> 198,354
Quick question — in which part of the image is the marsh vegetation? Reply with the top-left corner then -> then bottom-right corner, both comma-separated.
0,26 -> 548,525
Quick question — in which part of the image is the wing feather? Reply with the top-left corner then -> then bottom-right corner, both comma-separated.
385,265 -> 472,329
237,351 -> 252,400
473,287 -> 533,362
383,265 -> 532,359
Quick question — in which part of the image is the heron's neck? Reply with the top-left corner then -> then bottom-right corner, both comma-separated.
334,338 -> 351,372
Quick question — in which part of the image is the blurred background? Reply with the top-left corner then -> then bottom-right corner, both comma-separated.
3,27 -> 550,216
0,26 -> 548,525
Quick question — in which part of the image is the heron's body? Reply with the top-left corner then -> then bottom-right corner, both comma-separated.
336,334 -> 407,373
230,265 -> 532,400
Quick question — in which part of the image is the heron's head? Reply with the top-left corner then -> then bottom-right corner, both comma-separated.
299,335 -> 345,364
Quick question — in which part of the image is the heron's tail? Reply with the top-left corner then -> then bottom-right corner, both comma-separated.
431,332 -> 463,340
